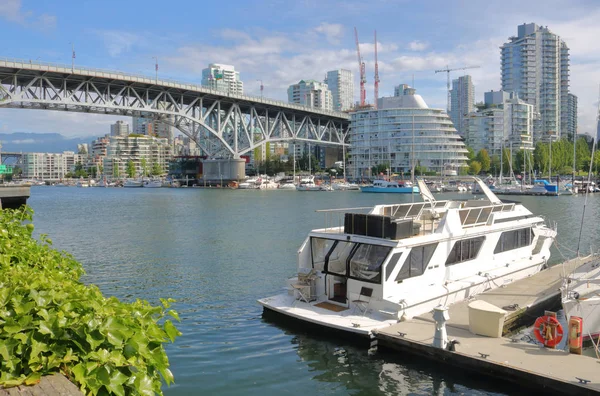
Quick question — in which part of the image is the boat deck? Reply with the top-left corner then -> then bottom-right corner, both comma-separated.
374,256 -> 600,394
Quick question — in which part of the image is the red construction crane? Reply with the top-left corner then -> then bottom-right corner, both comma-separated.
354,27 -> 366,107
374,30 -> 380,109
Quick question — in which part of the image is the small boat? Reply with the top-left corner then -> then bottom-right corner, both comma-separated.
258,178 -> 556,338
238,177 -> 260,189
143,179 -> 162,188
561,257 -> 600,341
123,179 -> 143,188
279,182 -> 297,190
332,182 -> 360,191
76,180 -> 89,188
296,176 -> 321,191
258,179 -> 278,189
361,179 -> 419,193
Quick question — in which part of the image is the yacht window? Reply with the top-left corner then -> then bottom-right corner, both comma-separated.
396,243 -> 437,281
494,228 -> 533,254
445,236 -> 485,266
311,237 -> 336,271
349,244 -> 392,284
385,252 -> 403,282
326,241 -> 356,275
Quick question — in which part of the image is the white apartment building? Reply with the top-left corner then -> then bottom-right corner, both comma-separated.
287,80 -> 333,110
449,75 -> 474,137
22,151 -> 86,180
103,135 -> 172,178
324,69 -> 354,111
132,116 -> 174,143
501,23 -> 570,141
111,120 -> 130,137
201,63 -> 244,95
349,87 -> 468,177
466,90 -> 534,157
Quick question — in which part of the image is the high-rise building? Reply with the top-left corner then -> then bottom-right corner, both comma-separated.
132,116 -> 173,143
324,69 -> 354,111
501,23 -> 570,142
449,75 -> 474,137
349,87 -> 468,178
287,80 -> 333,110
201,63 -> 244,95
466,90 -> 534,157
110,120 -> 130,137
22,151 -> 86,180
103,135 -> 172,178
566,93 -> 578,141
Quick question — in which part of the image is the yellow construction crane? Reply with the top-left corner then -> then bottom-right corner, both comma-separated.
435,65 -> 480,113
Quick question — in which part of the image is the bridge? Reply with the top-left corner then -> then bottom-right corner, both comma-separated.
0,58 -> 351,160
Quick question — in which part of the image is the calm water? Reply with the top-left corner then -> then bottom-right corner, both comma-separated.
27,187 -> 600,395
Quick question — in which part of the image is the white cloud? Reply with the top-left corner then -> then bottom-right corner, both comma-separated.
406,40 -> 429,51
97,31 -> 145,57
11,139 -> 36,144
0,0 -> 55,30
314,23 -> 344,45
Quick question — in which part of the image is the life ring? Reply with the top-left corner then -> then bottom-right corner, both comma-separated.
533,315 -> 564,347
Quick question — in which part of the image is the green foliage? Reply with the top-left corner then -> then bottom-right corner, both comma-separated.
151,162 -> 162,176
465,146 -> 475,162
371,163 -> 388,176
141,159 -> 148,177
490,155 -> 500,176
113,165 -> 120,178
414,165 -> 427,176
469,160 -> 482,175
476,149 -> 491,172
126,160 -> 136,178
0,207 -> 180,395
74,163 -> 88,179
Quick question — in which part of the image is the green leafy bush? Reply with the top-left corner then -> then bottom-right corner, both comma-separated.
0,207 -> 181,395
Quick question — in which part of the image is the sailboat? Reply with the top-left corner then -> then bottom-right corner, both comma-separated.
561,92 -> 600,342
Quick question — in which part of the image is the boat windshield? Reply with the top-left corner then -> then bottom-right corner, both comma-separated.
311,238 -> 336,270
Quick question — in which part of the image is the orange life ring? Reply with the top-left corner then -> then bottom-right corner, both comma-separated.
533,315 -> 564,347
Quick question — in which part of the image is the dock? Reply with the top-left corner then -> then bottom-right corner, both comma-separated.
0,185 -> 30,209
0,374 -> 81,395
374,256 -> 600,395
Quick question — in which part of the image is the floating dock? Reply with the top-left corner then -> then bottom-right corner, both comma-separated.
374,256 -> 600,395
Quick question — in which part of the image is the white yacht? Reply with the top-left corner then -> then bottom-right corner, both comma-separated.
258,178 -> 556,338
297,176 -> 321,191
561,257 -> 600,341
238,177 -> 260,189
258,178 -> 279,190
143,179 -> 162,188
123,179 -> 143,188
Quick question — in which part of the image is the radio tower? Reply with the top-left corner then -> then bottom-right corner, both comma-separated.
374,30 -> 380,109
354,27 -> 366,107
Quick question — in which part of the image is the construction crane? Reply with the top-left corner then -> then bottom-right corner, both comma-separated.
434,65 -> 480,113
354,27 -> 366,107
374,30 -> 380,110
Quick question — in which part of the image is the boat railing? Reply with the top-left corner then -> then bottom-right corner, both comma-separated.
459,203 -> 515,228
315,206 -> 374,233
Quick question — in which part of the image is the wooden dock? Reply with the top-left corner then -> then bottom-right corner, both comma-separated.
0,374 -> 81,395
374,256 -> 600,395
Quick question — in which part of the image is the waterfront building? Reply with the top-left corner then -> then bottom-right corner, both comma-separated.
103,135 -> 173,178
466,90 -> 534,157
132,116 -> 173,143
22,151 -> 86,180
110,120 -> 130,137
287,80 -> 333,110
201,63 -> 244,95
501,23 -> 570,142
324,69 -> 354,111
348,86 -> 468,178
449,75 -> 474,137
566,93 -> 578,141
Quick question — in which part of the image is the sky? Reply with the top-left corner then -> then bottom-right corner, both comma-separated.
1,0 -> 600,140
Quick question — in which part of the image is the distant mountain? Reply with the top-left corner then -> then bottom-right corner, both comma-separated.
0,133 -> 90,153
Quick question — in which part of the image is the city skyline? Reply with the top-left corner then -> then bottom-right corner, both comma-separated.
0,0 -> 599,139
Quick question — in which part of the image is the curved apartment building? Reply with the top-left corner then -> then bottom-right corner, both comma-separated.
348,86 -> 468,178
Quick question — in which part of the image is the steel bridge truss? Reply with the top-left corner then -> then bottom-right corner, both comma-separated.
0,70 -> 349,158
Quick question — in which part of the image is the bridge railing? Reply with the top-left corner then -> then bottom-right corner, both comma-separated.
0,57 -> 349,120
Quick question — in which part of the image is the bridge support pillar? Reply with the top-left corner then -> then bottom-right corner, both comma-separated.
202,158 -> 246,186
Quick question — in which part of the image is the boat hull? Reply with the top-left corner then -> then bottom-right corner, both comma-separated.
361,186 -> 419,193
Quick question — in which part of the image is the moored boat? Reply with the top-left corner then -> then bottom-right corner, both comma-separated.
561,257 -> 600,341
123,179 -> 143,188
361,179 -> 419,194
258,178 -> 556,338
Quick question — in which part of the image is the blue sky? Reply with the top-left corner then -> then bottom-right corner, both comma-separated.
1,0 -> 599,139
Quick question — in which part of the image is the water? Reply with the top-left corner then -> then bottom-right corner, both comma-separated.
27,187 -> 600,395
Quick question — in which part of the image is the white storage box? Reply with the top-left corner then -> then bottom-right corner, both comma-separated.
468,300 -> 507,338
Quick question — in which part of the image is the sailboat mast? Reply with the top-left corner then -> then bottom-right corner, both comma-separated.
293,142 -> 296,185
411,112 -> 415,182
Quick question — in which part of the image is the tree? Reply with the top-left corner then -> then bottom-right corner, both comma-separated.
113,164 -> 120,178
490,155 -> 500,176
371,163 -> 388,176
466,146 -> 476,162
469,160 -> 482,175
126,160 -> 136,178
476,149 -> 491,172
141,158 -> 148,177
98,164 -> 104,176
151,162 -> 162,176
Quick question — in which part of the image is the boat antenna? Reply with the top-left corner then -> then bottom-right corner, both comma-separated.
576,84 -> 600,256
